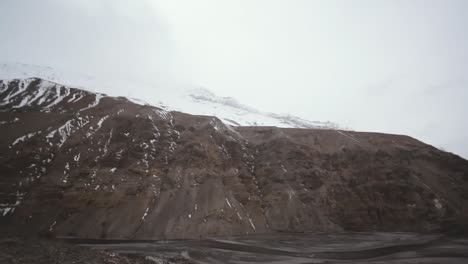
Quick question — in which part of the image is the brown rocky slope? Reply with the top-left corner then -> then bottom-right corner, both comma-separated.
0,78 -> 467,239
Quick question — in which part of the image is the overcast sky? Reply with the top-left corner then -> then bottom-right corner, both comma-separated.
0,0 -> 467,158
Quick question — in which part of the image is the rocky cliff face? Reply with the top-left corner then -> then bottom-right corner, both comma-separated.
1,78 -> 467,239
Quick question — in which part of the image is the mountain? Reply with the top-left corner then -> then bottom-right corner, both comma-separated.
0,63 -> 338,129
1,77 -> 467,239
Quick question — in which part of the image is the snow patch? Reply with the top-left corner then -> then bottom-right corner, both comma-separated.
127,97 -> 149,105
79,93 -> 104,112
142,207 -> 149,221
153,109 -> 170,120
11,131 -> 41,146
225,198 -> 232,208
49,221 -> 57,231
248,218 -> 256,230
47,116 -> 89,147
281,164 -> 288,173
336,130 -> 361,144
43,85 -> 70,109
236,212 -> 243,220
0,207 -> 13,216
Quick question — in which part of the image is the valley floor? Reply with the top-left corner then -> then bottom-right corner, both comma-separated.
3,232 -> 467,264
0,237 -> 192,264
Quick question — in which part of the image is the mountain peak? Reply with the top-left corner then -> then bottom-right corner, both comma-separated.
0,63 -> 339,129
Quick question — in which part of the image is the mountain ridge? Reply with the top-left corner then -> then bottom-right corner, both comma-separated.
1,77 -> 467,239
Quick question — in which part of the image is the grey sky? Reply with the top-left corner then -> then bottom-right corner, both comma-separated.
1,0 -> 467,158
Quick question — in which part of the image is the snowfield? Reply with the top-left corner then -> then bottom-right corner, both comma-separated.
0,62 -> 338,129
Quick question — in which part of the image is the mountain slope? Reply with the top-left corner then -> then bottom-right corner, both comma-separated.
1,78 -> 467,239
0,63 -> 338,129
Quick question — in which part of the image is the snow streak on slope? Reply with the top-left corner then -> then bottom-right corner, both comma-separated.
0,63 -> 338,129
182,88 -> 337,128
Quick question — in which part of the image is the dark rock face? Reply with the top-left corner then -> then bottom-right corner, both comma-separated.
0,78 -> 467,239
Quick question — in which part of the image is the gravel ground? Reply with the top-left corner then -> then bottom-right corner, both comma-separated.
0,238 -> 193,264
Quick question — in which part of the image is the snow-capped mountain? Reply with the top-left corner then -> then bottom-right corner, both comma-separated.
2,77 -> 467,240
0,63 -> 338,129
